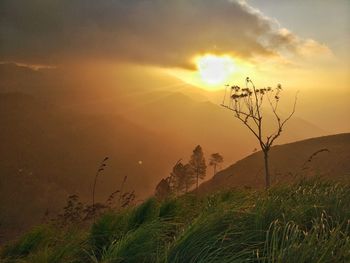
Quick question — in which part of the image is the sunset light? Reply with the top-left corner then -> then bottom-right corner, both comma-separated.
1,0 -> 349,259
196,55 -> 236,85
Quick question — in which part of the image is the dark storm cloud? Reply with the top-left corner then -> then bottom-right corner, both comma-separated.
0,0 -> 322,68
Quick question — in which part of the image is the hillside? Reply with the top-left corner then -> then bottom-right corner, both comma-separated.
0,63 -> 331,242
1,179 -> 349,262
199,133 -> 350,193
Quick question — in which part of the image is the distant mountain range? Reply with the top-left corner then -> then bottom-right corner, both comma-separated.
0,62 -> 331,241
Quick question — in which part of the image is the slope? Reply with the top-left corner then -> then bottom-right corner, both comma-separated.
199,133 -> 350,193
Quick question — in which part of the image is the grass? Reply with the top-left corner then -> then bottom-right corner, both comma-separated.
1,178 -> 349,262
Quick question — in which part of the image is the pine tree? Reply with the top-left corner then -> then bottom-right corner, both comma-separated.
171,161 -> 186,194
183,163 -> 196,193
171,161 -> 196,194
155,178 -> 171,200
189,145 -> 207,192
209,153 -> 224,176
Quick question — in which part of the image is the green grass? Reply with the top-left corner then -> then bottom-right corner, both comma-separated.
1,225 -> 52,260
88,211 -> 131,259
1,178 -> 349,262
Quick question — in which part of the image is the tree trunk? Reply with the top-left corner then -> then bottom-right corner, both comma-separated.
196,173 -> 199,191
213,164 -> 217,176
263,150 -> 270,190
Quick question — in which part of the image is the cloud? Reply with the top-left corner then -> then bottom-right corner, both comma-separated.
0,0 -> 331,69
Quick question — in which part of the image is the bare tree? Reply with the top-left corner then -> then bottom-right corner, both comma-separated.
221,77 -> 297,189
209,153 -> 224,176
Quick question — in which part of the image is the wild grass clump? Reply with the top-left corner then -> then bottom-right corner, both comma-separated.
1,178 -> 349,263
19,230 -> 88,263
253,179 -> 350,231
88,211 -> 131,259
95,220 -> 175,263
128,198 -> 160,229
1,224 -> 88,263
159,194 -> 203,224
166,179 -> 350,263
88,198 -> 166,261
262,216 -> 350,263
1,225 -> 53,260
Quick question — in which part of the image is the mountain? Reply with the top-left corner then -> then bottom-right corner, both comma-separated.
0,63 -> 329,241
0,62 -> 328,166
0,92 -> 183,242
122,90 -> 327,165
199,133 -> 350,193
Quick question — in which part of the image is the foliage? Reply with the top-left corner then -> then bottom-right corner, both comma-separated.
1,225 -> 52,259
96,220 -> 174,263
1,179 -> 349,263
209,153 -> 224,176
55,175 -> 135,227
155,178 -> 172,200
128,198 -> 160,229
170,162 -> 196,194
189,145 -> 207,191
155,155 -> 197,199
89,212 -> 131,259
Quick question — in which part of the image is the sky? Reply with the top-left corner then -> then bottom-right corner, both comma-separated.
1,1 -> 346,66
247,0 -> 350,57
0,0 -> 349,130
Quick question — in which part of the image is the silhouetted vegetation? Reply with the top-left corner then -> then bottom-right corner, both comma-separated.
1,178 -> 349,262
54,167 -> 136,228
189,145 -> 207,192
155,160 -> 196,199
155,145 -> 208,198
209,153 -> 224,176
222,77 -> 298,189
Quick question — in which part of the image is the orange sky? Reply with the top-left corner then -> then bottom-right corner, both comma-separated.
1,0 -> 349,132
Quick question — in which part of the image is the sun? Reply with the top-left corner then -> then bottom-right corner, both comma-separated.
195,54 -> 236,85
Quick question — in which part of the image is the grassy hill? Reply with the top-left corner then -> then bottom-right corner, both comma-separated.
1,178 -> 349,262
199,133 -> 350,193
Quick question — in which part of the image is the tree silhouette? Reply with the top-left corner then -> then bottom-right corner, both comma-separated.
174,162 -> 196,193
221,77 -> 297,189
182,163 -> 196,193
156,159 -> 196,198
189,145 -> 207,191
209,153 -> 224,176
170,160 -> 186,195
155,178 -> 172,200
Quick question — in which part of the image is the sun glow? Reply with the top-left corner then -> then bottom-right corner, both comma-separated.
195,54 -> 236,85
165,54 -> 252,90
